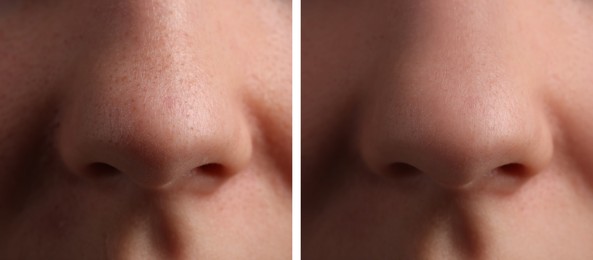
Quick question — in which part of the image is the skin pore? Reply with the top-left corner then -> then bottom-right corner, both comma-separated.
303,0 -> 593,259
0,0 -> 291,259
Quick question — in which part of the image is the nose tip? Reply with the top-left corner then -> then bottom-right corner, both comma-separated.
386,161 -> 540,191
358,78 -> 554,191
56,52 -> 252,191
57,91 -> 253,190
385,162 -> 477,189
362,98 -> 554,191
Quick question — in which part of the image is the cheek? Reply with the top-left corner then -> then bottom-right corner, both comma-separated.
201,173 -> 292,258
0,8 -> 78,201
302,1 -> 425,179
483,168 -> 593,258
538,0 -> 593,194
234,2 -> 292,183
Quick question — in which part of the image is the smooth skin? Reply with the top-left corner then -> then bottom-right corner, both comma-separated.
303,0 -> 593,259
0,0 -> 291,259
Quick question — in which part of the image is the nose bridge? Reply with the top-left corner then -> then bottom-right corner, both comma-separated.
402,0 -> 509,84
407,0 -> 504,48
92,0 -> 202,77
94,0 -> 191,43
359,1 -> 553,189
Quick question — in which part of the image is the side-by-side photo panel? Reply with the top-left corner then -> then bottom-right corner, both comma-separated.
0,1 -> 292,259
302,1 -> 593,259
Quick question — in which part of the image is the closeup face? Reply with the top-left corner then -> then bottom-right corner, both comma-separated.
303,0 -> 593,259
0,0 -> 291,259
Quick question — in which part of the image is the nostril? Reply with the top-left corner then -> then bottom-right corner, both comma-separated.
188,163 -> 228,193
388,162 -> 421,178
480,163 -> 532,194
198,163 -> 225,174
86,162 -> 120,178
194,163 -> 229,180
497,163 -> 528,177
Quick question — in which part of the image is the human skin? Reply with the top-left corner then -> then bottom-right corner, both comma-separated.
0,0 -> 291,259
303,0 -> 593,259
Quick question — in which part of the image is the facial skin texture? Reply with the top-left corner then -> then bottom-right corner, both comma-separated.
0,0 -> 291,259
303,0 -> 593,259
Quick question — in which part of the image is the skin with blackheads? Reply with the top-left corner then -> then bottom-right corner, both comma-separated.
0,0 -> 291,259
303,1 -> 593,259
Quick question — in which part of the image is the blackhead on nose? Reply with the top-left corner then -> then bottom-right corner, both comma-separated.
358,1 -> 553,191
57,1 -> 252,191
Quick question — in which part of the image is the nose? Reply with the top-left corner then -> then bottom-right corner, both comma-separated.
56,2 -> 252,190
358,1 -> 553,190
